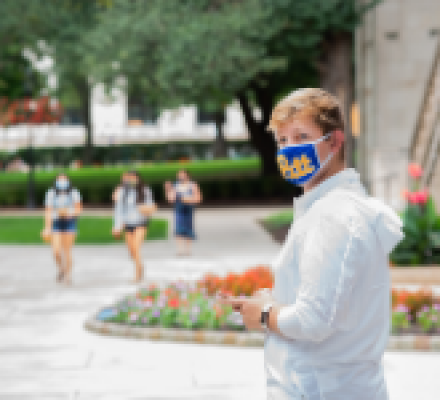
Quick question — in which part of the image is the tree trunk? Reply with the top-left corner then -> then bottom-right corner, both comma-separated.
319,32 -> 355,167
237,90 -> 278,175
77,78 -> 92,165
213,109 -> 227,158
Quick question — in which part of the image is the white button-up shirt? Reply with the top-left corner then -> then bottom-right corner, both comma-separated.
265,169 -> 403,400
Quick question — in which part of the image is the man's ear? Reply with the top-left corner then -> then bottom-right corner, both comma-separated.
332,130 -> 345,150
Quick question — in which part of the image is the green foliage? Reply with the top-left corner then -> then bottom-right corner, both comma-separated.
416,305 -> 440,334
0,141 -> 256,166
390,198 -> 440,265
391,306 -> 410,334
90,0 -> 374,109
0,216 -> 168,244
262,209 -> 294,229
0,158 -> 298,206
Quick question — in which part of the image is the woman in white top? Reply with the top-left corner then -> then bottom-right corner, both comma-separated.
41,173 -> 82,285
224,88 -> 403,399
112,171 -> 156,282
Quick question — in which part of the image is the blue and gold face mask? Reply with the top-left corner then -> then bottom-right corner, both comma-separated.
277,133 -> 333,185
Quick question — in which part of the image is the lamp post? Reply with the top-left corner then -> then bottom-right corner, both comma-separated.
27,99 -> 37,209
24,65 -> 35,209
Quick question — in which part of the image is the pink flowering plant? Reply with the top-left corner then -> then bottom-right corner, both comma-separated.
391,304 -> 410,334
416,304 -> 440,334
96,281 -> 244,331
390,163 -> 440,265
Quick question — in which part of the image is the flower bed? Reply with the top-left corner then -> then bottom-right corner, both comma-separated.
97,281 -> 245,331
392,288 -> 440,334
94,265 -> 440,338
96,266 -> 273,330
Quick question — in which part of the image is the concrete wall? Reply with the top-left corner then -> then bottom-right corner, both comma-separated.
356,0 -> 440,209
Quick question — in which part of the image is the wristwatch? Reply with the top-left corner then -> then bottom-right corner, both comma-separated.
261,303 -> 273,333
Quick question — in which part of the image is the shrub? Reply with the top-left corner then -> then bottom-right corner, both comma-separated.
390,163 -> 440,265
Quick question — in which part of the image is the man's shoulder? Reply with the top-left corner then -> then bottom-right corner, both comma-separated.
312,188 -> 371,228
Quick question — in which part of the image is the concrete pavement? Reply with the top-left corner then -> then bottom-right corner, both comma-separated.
1,207 -> 440,399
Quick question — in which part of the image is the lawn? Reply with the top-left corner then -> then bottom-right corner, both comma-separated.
0,216 -> 168,244
261,209 -> 293,229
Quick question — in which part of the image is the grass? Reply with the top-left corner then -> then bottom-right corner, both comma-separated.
261,210 -> 294,229
0,216 -> 168,244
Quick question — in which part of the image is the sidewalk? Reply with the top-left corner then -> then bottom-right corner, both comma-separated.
1,207 -> 440,399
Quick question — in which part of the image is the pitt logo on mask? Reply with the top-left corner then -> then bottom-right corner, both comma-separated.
278,154 -> 315,180
276,133 -> 333,185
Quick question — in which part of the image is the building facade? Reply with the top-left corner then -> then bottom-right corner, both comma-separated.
355,0 -> 440,210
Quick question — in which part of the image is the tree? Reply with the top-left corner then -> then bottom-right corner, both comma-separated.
90,0 -> 377,174
0,0 -> 111,164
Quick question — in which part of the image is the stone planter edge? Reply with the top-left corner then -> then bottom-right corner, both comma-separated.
85,316 -> 440,352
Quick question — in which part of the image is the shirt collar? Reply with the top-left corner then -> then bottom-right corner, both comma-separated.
293,168 -> 361,217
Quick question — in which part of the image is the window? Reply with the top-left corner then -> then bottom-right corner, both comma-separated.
60,108 -> 83,125
127,102 -> 159,124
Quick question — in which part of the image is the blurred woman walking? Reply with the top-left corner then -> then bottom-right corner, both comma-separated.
112,171 -> 156,283
164,169 -> 202,256
41,173 -> 82,285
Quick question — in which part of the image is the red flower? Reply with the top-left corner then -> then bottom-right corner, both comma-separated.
168,298 -> 179,308
408,163 -> 423,179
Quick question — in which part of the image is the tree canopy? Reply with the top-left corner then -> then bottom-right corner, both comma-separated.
0,0 -> 377,170
90,0 -> 376,172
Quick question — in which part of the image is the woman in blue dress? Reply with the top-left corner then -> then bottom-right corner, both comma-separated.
164,170 -> 202,256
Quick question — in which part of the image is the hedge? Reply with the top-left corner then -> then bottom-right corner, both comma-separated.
0,157 -> 301,206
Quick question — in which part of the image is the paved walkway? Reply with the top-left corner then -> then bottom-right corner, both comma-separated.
1,207 -> 440,399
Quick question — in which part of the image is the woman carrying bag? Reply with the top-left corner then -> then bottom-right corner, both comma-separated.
41,173 -> 82,285
112,171 -> 156,283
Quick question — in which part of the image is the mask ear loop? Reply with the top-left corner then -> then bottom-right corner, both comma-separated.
317,132 -> 334,168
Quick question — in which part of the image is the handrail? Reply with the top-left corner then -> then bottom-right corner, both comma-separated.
409,38 -> 440,160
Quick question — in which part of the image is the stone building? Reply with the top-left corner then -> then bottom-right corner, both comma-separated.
355,0 -> 440,210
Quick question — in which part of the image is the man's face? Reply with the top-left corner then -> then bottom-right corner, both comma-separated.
275,115 -> 336,188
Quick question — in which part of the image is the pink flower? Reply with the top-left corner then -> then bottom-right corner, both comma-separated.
416,190 -> 429,205
408,190 -> 429,205
408,192 -> 419,205
408,163 -> 423,179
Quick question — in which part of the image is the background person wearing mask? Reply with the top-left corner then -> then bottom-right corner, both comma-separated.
112,171 -> 156,283
164,169 -> 202,256
223,88 -> 403,400
41,173 -> 82,285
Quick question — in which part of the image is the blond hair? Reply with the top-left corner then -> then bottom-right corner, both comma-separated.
269,88 -> 345,159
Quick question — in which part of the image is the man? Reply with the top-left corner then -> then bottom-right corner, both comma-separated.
223,88 -> 403,399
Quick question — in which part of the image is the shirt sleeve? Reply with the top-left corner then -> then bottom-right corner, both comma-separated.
277,214 -> 365,342
144,186 -> 154,205
113,188 -> 124,230
72,189 -> 82,204
44,189 -> 54,208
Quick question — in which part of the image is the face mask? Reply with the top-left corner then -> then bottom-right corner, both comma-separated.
277,133 -> 333,185
56,180 -> 69,191
124,181 -> 136,189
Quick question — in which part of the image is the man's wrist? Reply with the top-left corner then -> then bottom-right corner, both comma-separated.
267,305 -> 281,334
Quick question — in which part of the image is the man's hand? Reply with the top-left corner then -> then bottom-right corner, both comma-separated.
221,296 -> 267,332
